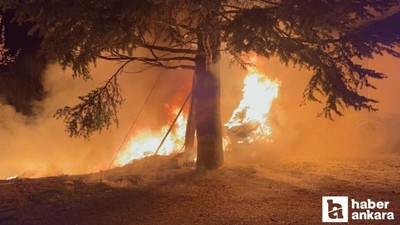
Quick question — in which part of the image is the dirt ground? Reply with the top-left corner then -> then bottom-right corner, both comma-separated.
0,152 -> 399,225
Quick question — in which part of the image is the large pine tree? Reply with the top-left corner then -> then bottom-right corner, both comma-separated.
2,0 -> 399,169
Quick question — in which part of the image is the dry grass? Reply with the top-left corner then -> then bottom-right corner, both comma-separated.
0,153 -> 399,225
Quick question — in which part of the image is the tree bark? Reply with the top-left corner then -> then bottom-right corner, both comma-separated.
193,31 -> 224,170
183,74 -> 196,161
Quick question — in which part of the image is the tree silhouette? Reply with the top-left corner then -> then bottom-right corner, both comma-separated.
0,15 -> 16,65
2,0 -> 399,169
0,13 -> 45,115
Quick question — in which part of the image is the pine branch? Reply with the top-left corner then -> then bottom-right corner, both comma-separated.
99,54 -> 196,63
140,43 -> 198,55
54,61 -> 130,139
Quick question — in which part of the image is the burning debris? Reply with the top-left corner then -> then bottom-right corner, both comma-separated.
113,67 -> 280,167
114,93 -> 189,167
225,68 -> 280,146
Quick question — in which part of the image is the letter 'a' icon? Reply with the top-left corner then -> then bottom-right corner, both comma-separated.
322,196 -> 348,223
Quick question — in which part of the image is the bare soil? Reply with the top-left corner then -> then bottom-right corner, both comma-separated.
0,153 -> 399,225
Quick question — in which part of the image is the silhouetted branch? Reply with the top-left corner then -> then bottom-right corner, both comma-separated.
140,43 -> 198,54
54,60 -> 130,139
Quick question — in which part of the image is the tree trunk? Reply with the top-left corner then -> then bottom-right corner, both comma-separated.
193,31 -> 224,170
183,74 -> 196,161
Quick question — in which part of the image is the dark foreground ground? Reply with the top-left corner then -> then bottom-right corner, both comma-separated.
0,153 -> 399,225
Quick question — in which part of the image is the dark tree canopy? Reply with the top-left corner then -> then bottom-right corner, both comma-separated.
0,12 -> 45,115
0,15 -> 16,65
1,0 -> 399,168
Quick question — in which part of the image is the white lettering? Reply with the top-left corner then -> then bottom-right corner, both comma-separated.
351,199 -> 360,209
387,212 -> 395,220
384,201 -> 390,209
352,212 -> 359,220
367,210 -> 374,219
373,211 -> 381,220
367,199 -> 376,209
376,201 -> 384,209
360,201 -> 367,209
333,198 -> 394,222
351,211 -> 395,220
351,199 -> 390,210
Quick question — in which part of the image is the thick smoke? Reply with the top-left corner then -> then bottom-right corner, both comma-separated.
0,53 -> 399,178
220,53 -> 400,161
0,60 -> 191,179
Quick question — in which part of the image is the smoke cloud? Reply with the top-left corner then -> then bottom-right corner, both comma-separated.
0,60 -> 192,179
1,52 -> 399,178
223,53 -> 400,163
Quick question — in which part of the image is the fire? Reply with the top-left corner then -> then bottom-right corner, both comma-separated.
225,67 -> 280,145
114,65 -> 279,166
114,96 -> 188,167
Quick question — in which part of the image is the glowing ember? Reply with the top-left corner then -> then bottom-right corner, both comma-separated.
114,100 -> 188,167
225,68 -> 279,145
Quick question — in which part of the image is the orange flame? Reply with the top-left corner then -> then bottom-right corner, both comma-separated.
114,95 -> 188,167
114,61 -> 279,166
225,67 -> 280,145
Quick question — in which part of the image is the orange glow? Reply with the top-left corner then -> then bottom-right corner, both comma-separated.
225,67 -> 280,145
114,65 -> 280,166
5,175 -> 17,180
114,95 -> 188,167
